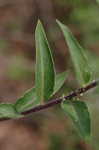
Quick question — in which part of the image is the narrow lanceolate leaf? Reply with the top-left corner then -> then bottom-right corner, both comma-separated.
53,71 -> 68,96
57,20 -> 92,86
15,88 -> 37,113
61,100 -> 91,139
0,104 -> 22,118
35,20 -> 55,103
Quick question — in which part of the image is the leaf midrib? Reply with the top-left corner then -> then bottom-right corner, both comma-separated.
38,31 -> 45,103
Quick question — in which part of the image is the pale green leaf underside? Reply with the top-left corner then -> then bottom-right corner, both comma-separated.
61,100 -> 91,139
53,71 -> 68,95
0,104 -> 22,118
35,20 -> 55,103
15,88 -> 38,113
57,20 -> 92,86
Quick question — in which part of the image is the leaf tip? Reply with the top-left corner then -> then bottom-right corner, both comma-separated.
35,19 -> 43,33
37,19 -> 42,26
56,19 -> 62,27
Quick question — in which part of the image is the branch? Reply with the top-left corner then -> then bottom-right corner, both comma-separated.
0,80 -> 98,122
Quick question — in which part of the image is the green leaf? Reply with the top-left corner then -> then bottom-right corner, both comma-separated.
0,103 -> 22,118
15,71 -> 67,113
35,20 -> 55,103
53,71 -> 68,95
56,20 -> 92,86
15,87 -> 37,113
61,100 -> 91,139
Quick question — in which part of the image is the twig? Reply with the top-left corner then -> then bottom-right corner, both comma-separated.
0,80 -> 98,122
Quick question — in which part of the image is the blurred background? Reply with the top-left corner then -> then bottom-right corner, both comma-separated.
0,0 -> 99,149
